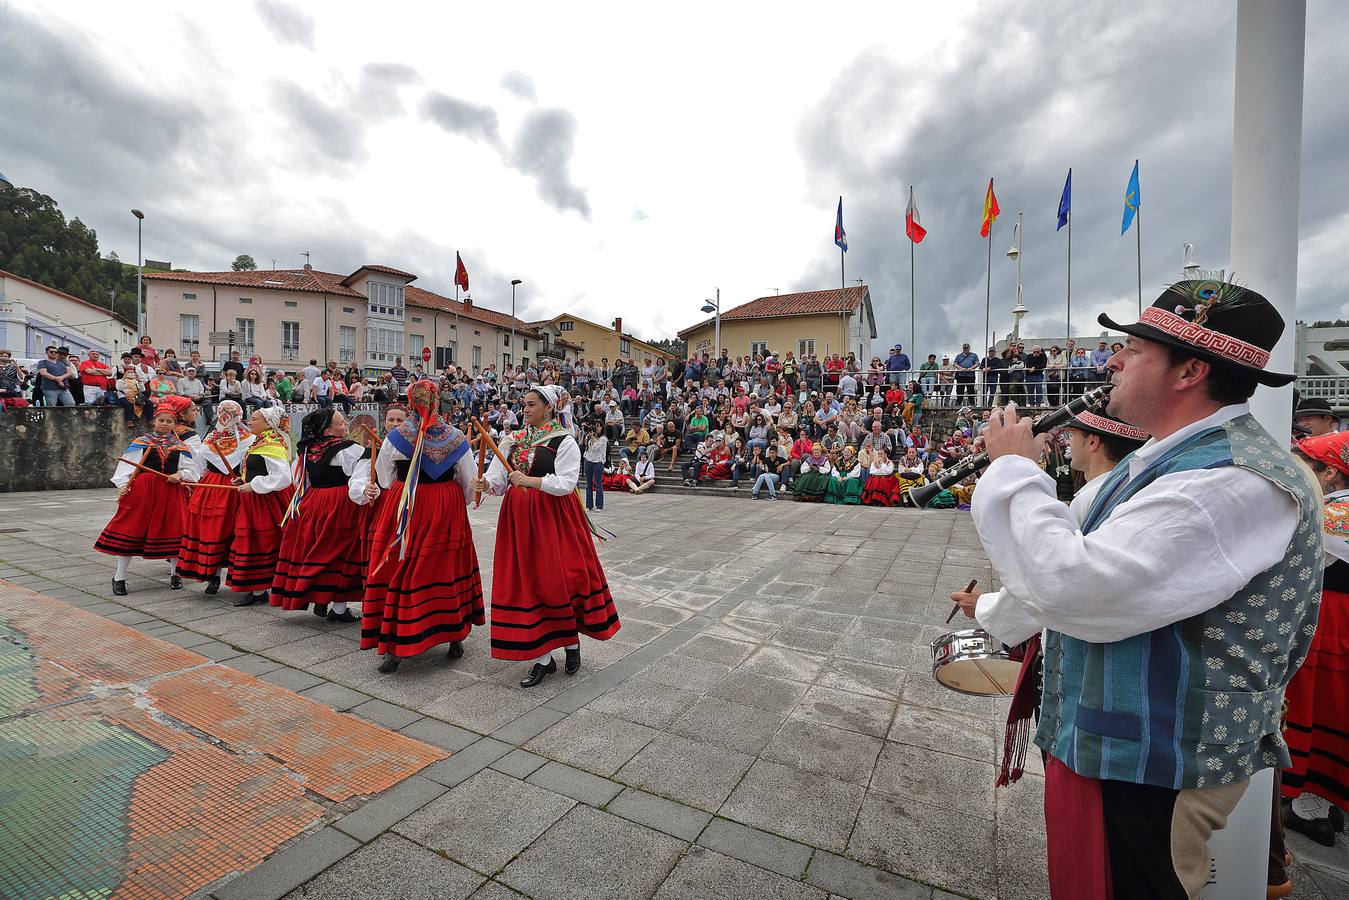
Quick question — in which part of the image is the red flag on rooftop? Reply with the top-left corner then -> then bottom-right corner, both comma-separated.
454,252 -> 470,292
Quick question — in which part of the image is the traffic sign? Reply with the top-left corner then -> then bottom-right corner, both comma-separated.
422,346 -> 432,363
208,331 -> 235,346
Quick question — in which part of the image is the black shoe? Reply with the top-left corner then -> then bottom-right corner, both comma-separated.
521,659 -> 556,688
327,609 -> 358,624
112,579 -> 128,596
232,592 -> 261,608
564,647 -> 581,675
1331,805 -> 1345,833
312,603 -> 329,618
205,576 -> 220,595
1283,809 -> 1336,847
446,641 -> 463,660
170,574 -> 182,590
377,654 -> 400,674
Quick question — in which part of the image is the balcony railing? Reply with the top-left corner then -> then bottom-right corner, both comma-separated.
281,346 -> 300,361
1295,375 -> 1349,412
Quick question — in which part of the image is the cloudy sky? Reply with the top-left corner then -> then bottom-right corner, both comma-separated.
2,0 -> 1345,356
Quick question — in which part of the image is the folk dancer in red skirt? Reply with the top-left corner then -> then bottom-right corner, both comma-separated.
177,400 -> 253,593
228,406 -> 295,607
860,447 -> 900,506
361,381 -> 484,674
1282,433 -> 1349,847
271,409 -> 372,624
472,384 -> 621,688
95,396 -> 198,595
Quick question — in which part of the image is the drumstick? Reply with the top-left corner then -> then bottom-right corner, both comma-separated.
945,579 -> 978,624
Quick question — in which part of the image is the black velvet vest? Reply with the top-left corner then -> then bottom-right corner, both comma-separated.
306,441 -> 356,488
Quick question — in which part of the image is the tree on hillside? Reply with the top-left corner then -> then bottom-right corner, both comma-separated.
650,337 -> 687,359
232,254 -> 257,271
0,187 -> 138,325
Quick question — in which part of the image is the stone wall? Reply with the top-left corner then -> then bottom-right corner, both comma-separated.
1,406 -> 137,492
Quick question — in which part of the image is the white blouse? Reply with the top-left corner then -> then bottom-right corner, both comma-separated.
110,443 -> 201,489
971,404 -> 1299,645
244,453 -> 293,495
484,432 -> 581,497
187,432 -> 256,479
292,443 -> 371,505
869,461 -> 895,476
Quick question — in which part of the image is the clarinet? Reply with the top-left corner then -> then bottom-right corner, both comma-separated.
906,383 -> 1113,508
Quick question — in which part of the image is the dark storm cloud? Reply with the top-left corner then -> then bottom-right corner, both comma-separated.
254,0 -> 316,50
511,107 -> 591,218
794,0 -> 1349,356
420,91 -> 505,149
501,71 -> 537,102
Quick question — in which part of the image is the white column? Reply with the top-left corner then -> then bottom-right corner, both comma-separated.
1206,3 -> 1306,899
1233,0 -> 1306,438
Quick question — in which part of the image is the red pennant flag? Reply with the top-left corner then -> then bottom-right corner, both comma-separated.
905,187 -> 926,244
454,252 -> 470,292
979,179 -> 1000,238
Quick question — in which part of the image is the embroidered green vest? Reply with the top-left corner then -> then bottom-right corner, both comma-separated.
1037,414 -> 1322,789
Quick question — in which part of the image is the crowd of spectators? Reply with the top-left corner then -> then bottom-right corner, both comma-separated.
1,335 -> 1114,509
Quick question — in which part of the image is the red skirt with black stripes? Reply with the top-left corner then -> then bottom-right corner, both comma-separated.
1282,588 -> 1349,809
361,478 -> 485,658
94,473 -> 189,560
271,485 -> 367,610
490,486 -> 621,661
225,486 -> 294,593
177,468 -> 238,580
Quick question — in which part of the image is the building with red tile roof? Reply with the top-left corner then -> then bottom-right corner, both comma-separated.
677,286 -> 876,363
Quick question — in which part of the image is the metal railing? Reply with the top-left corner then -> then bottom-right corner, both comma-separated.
1295,375 -> 1349,412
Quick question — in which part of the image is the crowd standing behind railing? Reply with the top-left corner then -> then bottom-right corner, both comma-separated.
1,336 -> 1116,507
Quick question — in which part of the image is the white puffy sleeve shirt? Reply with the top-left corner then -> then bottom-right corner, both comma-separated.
484,433 -> 581,498
971,404 -> 1298,644
370,434 -> 475,502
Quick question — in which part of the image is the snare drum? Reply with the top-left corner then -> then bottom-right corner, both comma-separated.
931,628 -> 1020,696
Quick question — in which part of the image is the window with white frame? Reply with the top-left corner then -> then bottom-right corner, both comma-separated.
367,282 -> 405,318
750,341 -> 768,358
472,346 -> 481,369
179,314 -> 200,356
798,338 -> 816,358
408,334 -> 424,360
235,318 -> 255,356
281,321 -> 300,361
365,325 -> 403,363
559,321 -> 574,331
620,338 -> 631,355
339,326 -> 356,364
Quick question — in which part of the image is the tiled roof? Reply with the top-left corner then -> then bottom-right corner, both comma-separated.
143,268 -> 366,298
0,269 -> 137,329
677,285 -> 869,337
340,264 -> 417,286
405,285 -> 540,333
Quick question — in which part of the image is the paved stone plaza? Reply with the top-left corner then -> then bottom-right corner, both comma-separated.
1,488 -> 1345,900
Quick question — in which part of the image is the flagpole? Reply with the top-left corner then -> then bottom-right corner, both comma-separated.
1066,210 -> 1072,346
453,283 -> 460,368
984,227 -> 992,355
909,186 -> 917,364
1136,203 -> 1143,316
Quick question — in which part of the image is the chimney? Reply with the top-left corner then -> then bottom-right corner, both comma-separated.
464,294 -> 473,309
613,317 -> 623,334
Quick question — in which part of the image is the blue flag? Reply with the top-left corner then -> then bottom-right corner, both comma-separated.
1057,169 -> 1072,231
1121,160 -> 1140,234
834,196 -> 847,252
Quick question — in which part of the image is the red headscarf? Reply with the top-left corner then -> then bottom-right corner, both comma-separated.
1296,431 -> 1349,477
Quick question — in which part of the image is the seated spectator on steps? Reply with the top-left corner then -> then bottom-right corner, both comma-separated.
751,445 -> 788,500
793,444 -> 832,502
826,447 -> 863,504
682,438 -> 710,486
621,421 -> 651,463
603,457 -> 634,492
861,447 -> 900,506
702,436 -> 734,483
628,449 -> 656,493
655,421 -> 682,471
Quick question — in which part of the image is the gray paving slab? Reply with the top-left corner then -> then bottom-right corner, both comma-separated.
350,698 -> 422,731
398,717 -> 480,753
420,737 -> 514,788
707,670 -> 809,715
614,732 -> 755,811
523,709 -> 657,777
720,759 -> 865,854
214,826 -> 360,900
805,851 -> 932,900
607,787 -> 714,842
223,653 -> 287,677
490,705 -> 567,744
395,768 -> 575,875
870,742 -> 995,821
468,882 -> 529,900
525,760 -> 623,807
761,717 -> 885,786
847,792 -> 996,898
334,775 -> 449,843
584,676 -> 703,729
499,805 -> 686,900
695,818 -> 814,880
420,679 -> 547,733
299,681 -> 371,712
283,833 -> 483,899
670,696 -> 786,755
490,749 -> 549,779
795,685 -> 897,739
654,846 -> 828,900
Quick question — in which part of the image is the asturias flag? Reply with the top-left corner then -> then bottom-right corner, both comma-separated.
1057,169 -> 1072,231
454,252 -> 470,292
834,196 -> 848,252
905,187 -> 926,244
979,179 -> 1000,237
1121,160 -> 1140,235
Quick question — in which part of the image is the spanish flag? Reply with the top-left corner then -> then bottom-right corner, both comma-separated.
979,178 -> 1000,238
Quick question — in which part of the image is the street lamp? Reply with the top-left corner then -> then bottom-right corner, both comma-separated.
0,170 -> 12,190
131,209 -> 145,337
702,287 -> 720,358
510,279 -> 522,371
1183,242 -> 1201,277
1006,211 -> 1026,344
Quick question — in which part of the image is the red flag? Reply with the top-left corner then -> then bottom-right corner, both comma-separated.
979,179 -> 1000,238
454,252 -> 470,292
905,187 -> 926,244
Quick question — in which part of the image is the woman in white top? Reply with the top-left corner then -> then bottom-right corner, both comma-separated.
177,400 -> 256,592
471,385 -> 622,688
227,406 -> 295,606
630,449 -> 656,493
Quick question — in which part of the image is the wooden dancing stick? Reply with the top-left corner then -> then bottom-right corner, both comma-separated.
360,424 -> 380,481
469,417 -> 513,472
474,424 -> 489,509
115,457 -> 235,489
